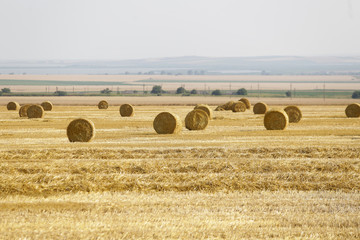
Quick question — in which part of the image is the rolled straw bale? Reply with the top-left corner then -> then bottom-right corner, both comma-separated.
264,109 -> 289,130
41,101 -> 53,111
120,104 -> 134,117
7,101 -> 20,110
284,105 -> 302,123
19,104 -> 31,117
153,112 -> 182,134
98,100 -> 108,109
215,106 -> 225,111
185,109 -> 209,130
345,103 -> 360,118
239,98 -> 251,109
232,101 -> 246,112
27,105 -> 44,119
253,102 -> 268,114
67,118 -> 95,142
223,101 -> 235,110
194,104 -> 213,119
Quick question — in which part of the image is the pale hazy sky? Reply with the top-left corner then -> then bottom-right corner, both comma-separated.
0,0 -> 359,60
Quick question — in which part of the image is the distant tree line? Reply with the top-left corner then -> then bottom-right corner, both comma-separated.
352,90 -> 360,99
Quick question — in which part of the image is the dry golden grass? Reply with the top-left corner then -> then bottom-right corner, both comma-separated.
0,104 -> 359,238
0,191 -> 359,239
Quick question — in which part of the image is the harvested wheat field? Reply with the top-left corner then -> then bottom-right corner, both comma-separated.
0,103 -> 359,239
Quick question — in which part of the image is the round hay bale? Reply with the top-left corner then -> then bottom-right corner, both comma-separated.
194,104 -> 213,119
27,105 -> 44,119
253,102 -> 268,114
98,100 -> 108,109
215,106 -> 225,111
67,118 -> 95,142
41,101 -> 53,111
223,101 -> 235,110
120,104 -> 134,117
232,101 -> 246,112
264,109 -> 289,130
345,103 -> 360,118
239,98 -> 251,109
153,112 -> 182,134
7,101 -> 20,110
284,105 -> 302,123
185,109 -> 209,130
19,104 -> 31,117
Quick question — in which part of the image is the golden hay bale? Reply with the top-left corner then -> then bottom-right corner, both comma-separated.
41,101 -> 53,111
239,98 -> 251,109
194,104 -> 213,119
253,102 -> 268,114
7,101 -> 20,110
185,109 -> 209,130
120,104 -> 134,117
153,112 -> 182,134
67,118 -> 95,142
214,106 -> 225,111
98,100 -> 108,109
27,105 -> 44,119
264,109 -> 289,130
223,101 -> 235,110
284,105 -> 302,123
345,103 -> 360,118
232,101 -> 246,112
19,104 -> 31,117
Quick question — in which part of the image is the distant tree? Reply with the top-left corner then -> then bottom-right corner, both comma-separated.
151,85 -> 163,94
190,89 -> 197,94
235,88 -> 247,95
352,90 -> 360,99
1,88 -> 11,93
54,90 -> 67,96
176,87 -> 186,94
100,88 -> 112,94
187,70 -> 193,75
211,89 -> 222,96
285,91 -> 292,97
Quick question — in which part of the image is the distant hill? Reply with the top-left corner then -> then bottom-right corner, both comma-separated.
1,56 -> 360,75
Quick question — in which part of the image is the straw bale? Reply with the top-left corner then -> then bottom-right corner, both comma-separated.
41,101 -> 53,111
253,102 -> 268,114
153,112 -> 182,134
239,98 -> 251,109
345,103 -> 360,118
7,102 -> 20,110
27,105 -> 44,119
264,109 -> 289,130
215,106 -> 225,111
67,118 -> 95,142
194,104 -> 213,119
232,101 -> 246,112
284,105 -> 302,123
19,104 -> 31,117
119,104 -> 134,117
223,101 -> 235,110
185,109 -> 209,130
98,100 -> 108,109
